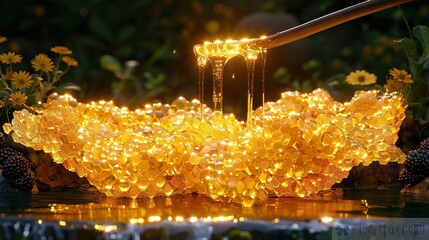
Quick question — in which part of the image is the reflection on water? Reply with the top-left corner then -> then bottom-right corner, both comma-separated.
1,187 -> 429,224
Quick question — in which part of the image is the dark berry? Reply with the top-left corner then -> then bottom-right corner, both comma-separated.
420,138 -> 429,150
0,140 -> 36,191
2,156 -> 28,179
399,168 -> 426,185
11,171 -> 35,191
403,149 -> 429,175
24,158 -> 37,171
0,142 -> 22,165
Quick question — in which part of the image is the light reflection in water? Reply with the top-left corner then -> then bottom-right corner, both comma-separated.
0,188 -> 412,224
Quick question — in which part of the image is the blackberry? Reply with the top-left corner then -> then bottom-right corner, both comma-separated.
420,138 -> 429,150
26,159 -> 37,171
399,168 -> 426,185
0,140 -> 36,191
10,171 -> 35,191
2,155 -> 29,179
403,149 -> 429,175
0,142 -> 23,164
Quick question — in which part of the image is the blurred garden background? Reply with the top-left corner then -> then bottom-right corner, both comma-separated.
0,0 -> 428,114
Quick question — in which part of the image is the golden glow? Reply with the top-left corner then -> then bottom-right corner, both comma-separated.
212,215 -> 234,222
193,38 -> 261,60
59,221 -> 67,227
4,89 -> 406,207
189,216 -> 198,223
321,217 -> 333,223
94,224 -> 118,232
130,218 -> 144,224
148,216 -> 162,222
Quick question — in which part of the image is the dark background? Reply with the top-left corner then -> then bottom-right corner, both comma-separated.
0,0 -> 427,117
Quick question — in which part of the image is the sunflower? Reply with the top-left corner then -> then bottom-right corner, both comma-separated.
345,70 -> 377,86
61,56 -> 78,67
9,92 -> 27,106
32,53 -> 54,72
389,67 -> 413,84
0,36 -> 7,44
11,71 -> 33,89
0,52 -> 22,64
384,79 -> 404,93
50,46 -> 72,55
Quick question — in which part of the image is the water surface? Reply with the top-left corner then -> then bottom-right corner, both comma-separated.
1,186 -> 428,224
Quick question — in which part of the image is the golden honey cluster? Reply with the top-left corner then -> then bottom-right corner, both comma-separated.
3,89 -> 406,207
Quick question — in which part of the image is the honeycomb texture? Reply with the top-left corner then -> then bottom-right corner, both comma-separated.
3,89 -> 406,206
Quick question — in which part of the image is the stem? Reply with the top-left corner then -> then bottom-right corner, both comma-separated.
52,54 -> 62,84
23,103 -> 36,114
46,70 -> 51,84
399,6 -> 413,41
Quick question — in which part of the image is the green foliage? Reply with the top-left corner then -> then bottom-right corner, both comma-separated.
391,25 -> 429,150
0,0 -> 427,109
273,59 -> 325,94
0,39 -> 79,125
0,0 -> 253,104
393,26 -> 429,120
100,55 -> 169,108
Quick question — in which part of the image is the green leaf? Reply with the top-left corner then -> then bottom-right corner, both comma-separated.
413,26 -> 429,72
272,67 -> 292,84
0,90 -> 10,98
419,118 -> 429,127
144,42 -> 171,67
407,97 -> 429,119
393,37 -> 426,76
113,44 -> 134,58
407,102 -> 423,119
393,38 -> 418,63
0,80 -> 6,89
413,26 -> 429,58
100,55 -> 123,73
116,25 -> 137,44
148,73 -> 166,87
89,17 -> 113,42
423,58 -> 429,72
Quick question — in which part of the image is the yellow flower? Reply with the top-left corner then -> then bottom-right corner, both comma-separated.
61,56 -> 78,67
3,70 -> 13,80
11,71 -> 33,89
50,46 -> 72,55
345,70 -> 377,86
9,92 -> 27,106
389,67 -> 413,84
32,53 -> 54,72
0,52 -> 22,64
384,79 -> 404,93
0,99 -> 5,108
0,36 -> 7,44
